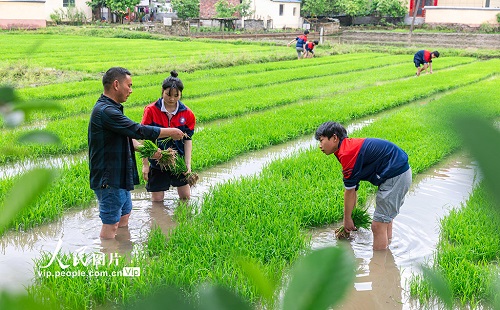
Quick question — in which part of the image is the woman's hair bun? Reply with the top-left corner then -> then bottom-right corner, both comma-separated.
170,71 -> 178,78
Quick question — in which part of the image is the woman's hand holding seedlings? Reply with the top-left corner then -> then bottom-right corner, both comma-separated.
151,148 -> 162,160
142,164 -> 150,181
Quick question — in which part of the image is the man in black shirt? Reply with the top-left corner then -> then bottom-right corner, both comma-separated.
88,67 -> 184,239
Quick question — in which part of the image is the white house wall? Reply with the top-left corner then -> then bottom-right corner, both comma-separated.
44,0 -> 92,21
250,0 -> 302,29
0,0 -> 46,28
425,6 -> 500,25
0,0 -> 92,29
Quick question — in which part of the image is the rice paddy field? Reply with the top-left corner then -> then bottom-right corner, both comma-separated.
0,28 -> 499,309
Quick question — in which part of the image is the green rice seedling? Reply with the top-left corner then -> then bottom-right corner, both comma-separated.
0,60 -> 498,234
157,137 -> 199,186
136,139 -> 158,158
410,183 -> 500,307
0,33 -> 295,76
170,154 -> 199,187
14,55 -> 475,125
0,60 -> 479,161
27,72 -> 500,309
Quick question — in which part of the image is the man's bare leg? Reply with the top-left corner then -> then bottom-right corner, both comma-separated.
100,223 -> 119,239
118,213 -> 130,227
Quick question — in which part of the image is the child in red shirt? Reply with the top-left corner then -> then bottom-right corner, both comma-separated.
304,40 -> 319,58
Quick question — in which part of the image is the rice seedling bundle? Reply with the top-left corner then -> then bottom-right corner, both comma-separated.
170,154 -> 199,187
136,139 -> 177,171
136,139 -> 158,158
137,139 -> 199,186
334,207 -> 372,239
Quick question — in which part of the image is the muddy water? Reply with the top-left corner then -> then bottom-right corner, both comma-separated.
311,154 -> 479,309
0,153 -> 85,179
0,130 -> 324,293
0,121 -> 479,310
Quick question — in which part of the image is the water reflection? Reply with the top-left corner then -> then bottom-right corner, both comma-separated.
0,153 -> 86,179
149,200 -> 178,236
340,249 -> 402,310
0,115 -> 477,310
100,226 -> 134,258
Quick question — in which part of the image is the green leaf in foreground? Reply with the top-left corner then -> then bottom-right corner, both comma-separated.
18,131 -> 61,145
0,291 -> 48,310
282,246 -> 356,310
0,168 -> 57,231
123,284 -> 252,310
0,86 -> 17,105
197,284 -> 253,310
453,116 -> 500,207
13,99 -> 61,113
421,266 -> 453,309
123,287 -> 195,310
238,257 -> 278,304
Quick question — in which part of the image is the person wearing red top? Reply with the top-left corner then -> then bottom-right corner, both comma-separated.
139,71 -> 196,203
413,50 -> 440,76
304,40 -> 319,58
315,121 -> 412,250
287,30 -> 309,59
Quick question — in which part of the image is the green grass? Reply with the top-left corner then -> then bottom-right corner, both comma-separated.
0,57 -> 487,164
26,70 -> 500,310
0,32 -> 294,88
410,184 -> 500,308
0,57 -> 498,233
1,32 -> 499,308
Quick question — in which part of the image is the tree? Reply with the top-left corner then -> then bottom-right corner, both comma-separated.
171,0 -> 199,19
86,0 -> 107,21
215,0 -> 237,18
214,0 -> 253,18
237,0 -> 253,18
334,0 -> 371,17
372,0 -> 407,17
105,0 -> 140,23
301,0 -> 336,18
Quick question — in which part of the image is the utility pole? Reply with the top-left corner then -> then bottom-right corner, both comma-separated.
408,0 -> 421,44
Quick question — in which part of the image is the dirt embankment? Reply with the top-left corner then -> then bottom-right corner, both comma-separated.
338,30 -> 500,49
189,30 -> 500,50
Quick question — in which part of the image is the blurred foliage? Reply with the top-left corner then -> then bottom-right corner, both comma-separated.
1,79 -> 499,309
421,116 -> 500,309
123,246 -> 355,310
0,85 -> 59,307
453,116 -> 500,208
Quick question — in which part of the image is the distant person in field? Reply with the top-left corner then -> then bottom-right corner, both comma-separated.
304,40 -> 319,58
287,30 -> 309,59
139,71 -> 196,203
315,121 -> 412,250
88,67 -> 185,239
414,50 -> 439,76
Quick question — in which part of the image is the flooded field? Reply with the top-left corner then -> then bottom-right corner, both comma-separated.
0,136 -> 479,310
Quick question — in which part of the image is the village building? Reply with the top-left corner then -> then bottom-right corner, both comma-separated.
409,0 -> 500,26
0,0 -> 498,30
